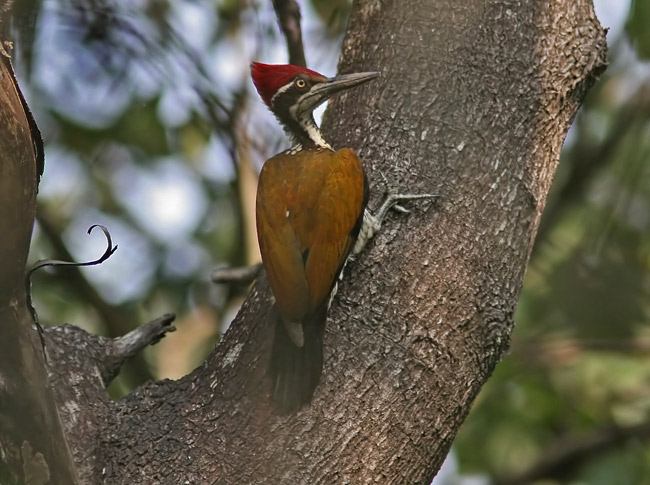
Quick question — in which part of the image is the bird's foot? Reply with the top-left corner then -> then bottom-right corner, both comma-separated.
352,173 -> 438,255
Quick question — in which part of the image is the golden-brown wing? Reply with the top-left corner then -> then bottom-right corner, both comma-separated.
256,215 -> 311,322
301,148 -> 365,310
256,156 -> 312,322
256,147 -> 365,319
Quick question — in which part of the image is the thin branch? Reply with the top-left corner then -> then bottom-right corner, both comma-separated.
496,422 -> 650,485
104,313 -> 176,384
211,263 -> 262,285
111,313 -> 176,356
45,313 -> 176,389
272,0 -> 306,67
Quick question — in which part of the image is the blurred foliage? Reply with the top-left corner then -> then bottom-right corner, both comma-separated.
4,0 -> 650,483
627,0 -> 650,59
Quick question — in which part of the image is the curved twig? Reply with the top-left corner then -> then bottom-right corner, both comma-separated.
26,225 -> 119,353
28,224 -> 117,277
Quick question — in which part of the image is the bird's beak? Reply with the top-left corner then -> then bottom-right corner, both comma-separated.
296,71 -> 379,115
321,71 -> 380,96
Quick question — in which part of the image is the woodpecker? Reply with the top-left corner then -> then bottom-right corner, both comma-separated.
252,62 -> 433,413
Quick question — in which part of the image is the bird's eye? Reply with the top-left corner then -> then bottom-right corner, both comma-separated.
295,79 -> 306,88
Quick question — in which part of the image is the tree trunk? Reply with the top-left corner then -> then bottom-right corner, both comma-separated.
0,53 -> 79,484
1,0 -> 606,484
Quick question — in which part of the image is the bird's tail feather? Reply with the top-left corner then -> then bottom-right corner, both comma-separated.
268,305 -> 326,413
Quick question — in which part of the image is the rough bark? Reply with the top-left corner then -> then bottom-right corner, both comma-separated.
0,53 -> 79,484
3,0 -> 607,484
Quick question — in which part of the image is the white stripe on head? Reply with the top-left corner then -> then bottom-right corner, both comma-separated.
270,81 -> 294,105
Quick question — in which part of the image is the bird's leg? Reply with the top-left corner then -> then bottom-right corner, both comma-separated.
352,173 -> 438,256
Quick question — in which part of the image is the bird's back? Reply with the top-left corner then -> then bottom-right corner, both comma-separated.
256,146 -> 366,321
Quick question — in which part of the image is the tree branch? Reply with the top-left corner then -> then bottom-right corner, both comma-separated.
211,263 -> 262,285
272,0 -> 306,67
46,313 -> 176,387
106,313 -> 176,383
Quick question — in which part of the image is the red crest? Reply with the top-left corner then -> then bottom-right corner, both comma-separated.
251,62 -> 326,106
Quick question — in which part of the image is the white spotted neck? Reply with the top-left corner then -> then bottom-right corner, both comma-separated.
298,115 -> 332,150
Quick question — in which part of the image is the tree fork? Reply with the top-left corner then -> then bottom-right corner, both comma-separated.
1,1 -> 607,484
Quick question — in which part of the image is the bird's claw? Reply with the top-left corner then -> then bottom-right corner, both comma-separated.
352,175 -> 439,255
377,171 -> 438,204
375,190 -> 439,223
392,204 -> 410,214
